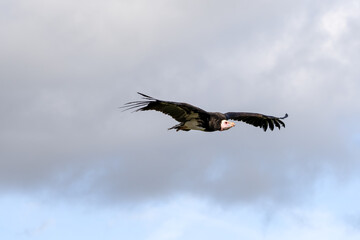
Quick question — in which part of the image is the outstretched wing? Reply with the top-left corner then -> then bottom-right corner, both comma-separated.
225,112 -> 288,131
122,92 -> 209,122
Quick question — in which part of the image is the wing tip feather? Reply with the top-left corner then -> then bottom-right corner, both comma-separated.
280,113 -> 288,119
137,92 -> 156,101
120,92 -> 159,112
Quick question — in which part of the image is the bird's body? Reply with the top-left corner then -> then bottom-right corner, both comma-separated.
168,111 -> 226,132
122,92 -> 288,132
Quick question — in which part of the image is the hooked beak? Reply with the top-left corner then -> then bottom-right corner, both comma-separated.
230,122 -> 235,127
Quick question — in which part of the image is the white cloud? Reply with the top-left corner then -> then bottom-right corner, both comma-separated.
318,1 -> 360,63
1,1 -> 360,240
320,1 -> 360,38
0,0 -> 360,209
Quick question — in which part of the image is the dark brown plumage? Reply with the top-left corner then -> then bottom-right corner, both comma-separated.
122,92 -> 288,132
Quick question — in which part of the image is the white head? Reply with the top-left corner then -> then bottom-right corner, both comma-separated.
220,120 -> 235,131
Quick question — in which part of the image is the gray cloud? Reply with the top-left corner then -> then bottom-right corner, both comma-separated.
1,0 -> 359,206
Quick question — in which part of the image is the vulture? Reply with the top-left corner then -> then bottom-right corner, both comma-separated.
122,92 -> 288,132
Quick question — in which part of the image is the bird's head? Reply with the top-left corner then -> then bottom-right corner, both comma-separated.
220,120 -> 235,131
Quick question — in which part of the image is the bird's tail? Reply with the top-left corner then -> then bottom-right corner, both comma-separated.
168,123 -> 190,131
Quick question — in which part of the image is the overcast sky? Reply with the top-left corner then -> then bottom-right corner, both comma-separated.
1,0 -> 360,239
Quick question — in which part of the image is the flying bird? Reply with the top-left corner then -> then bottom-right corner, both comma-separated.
122,92 -> 288,132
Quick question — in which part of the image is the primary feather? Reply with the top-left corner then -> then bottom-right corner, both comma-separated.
224,112 -> 288,131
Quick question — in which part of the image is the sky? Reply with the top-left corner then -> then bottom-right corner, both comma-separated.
1,0 -> 360,239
